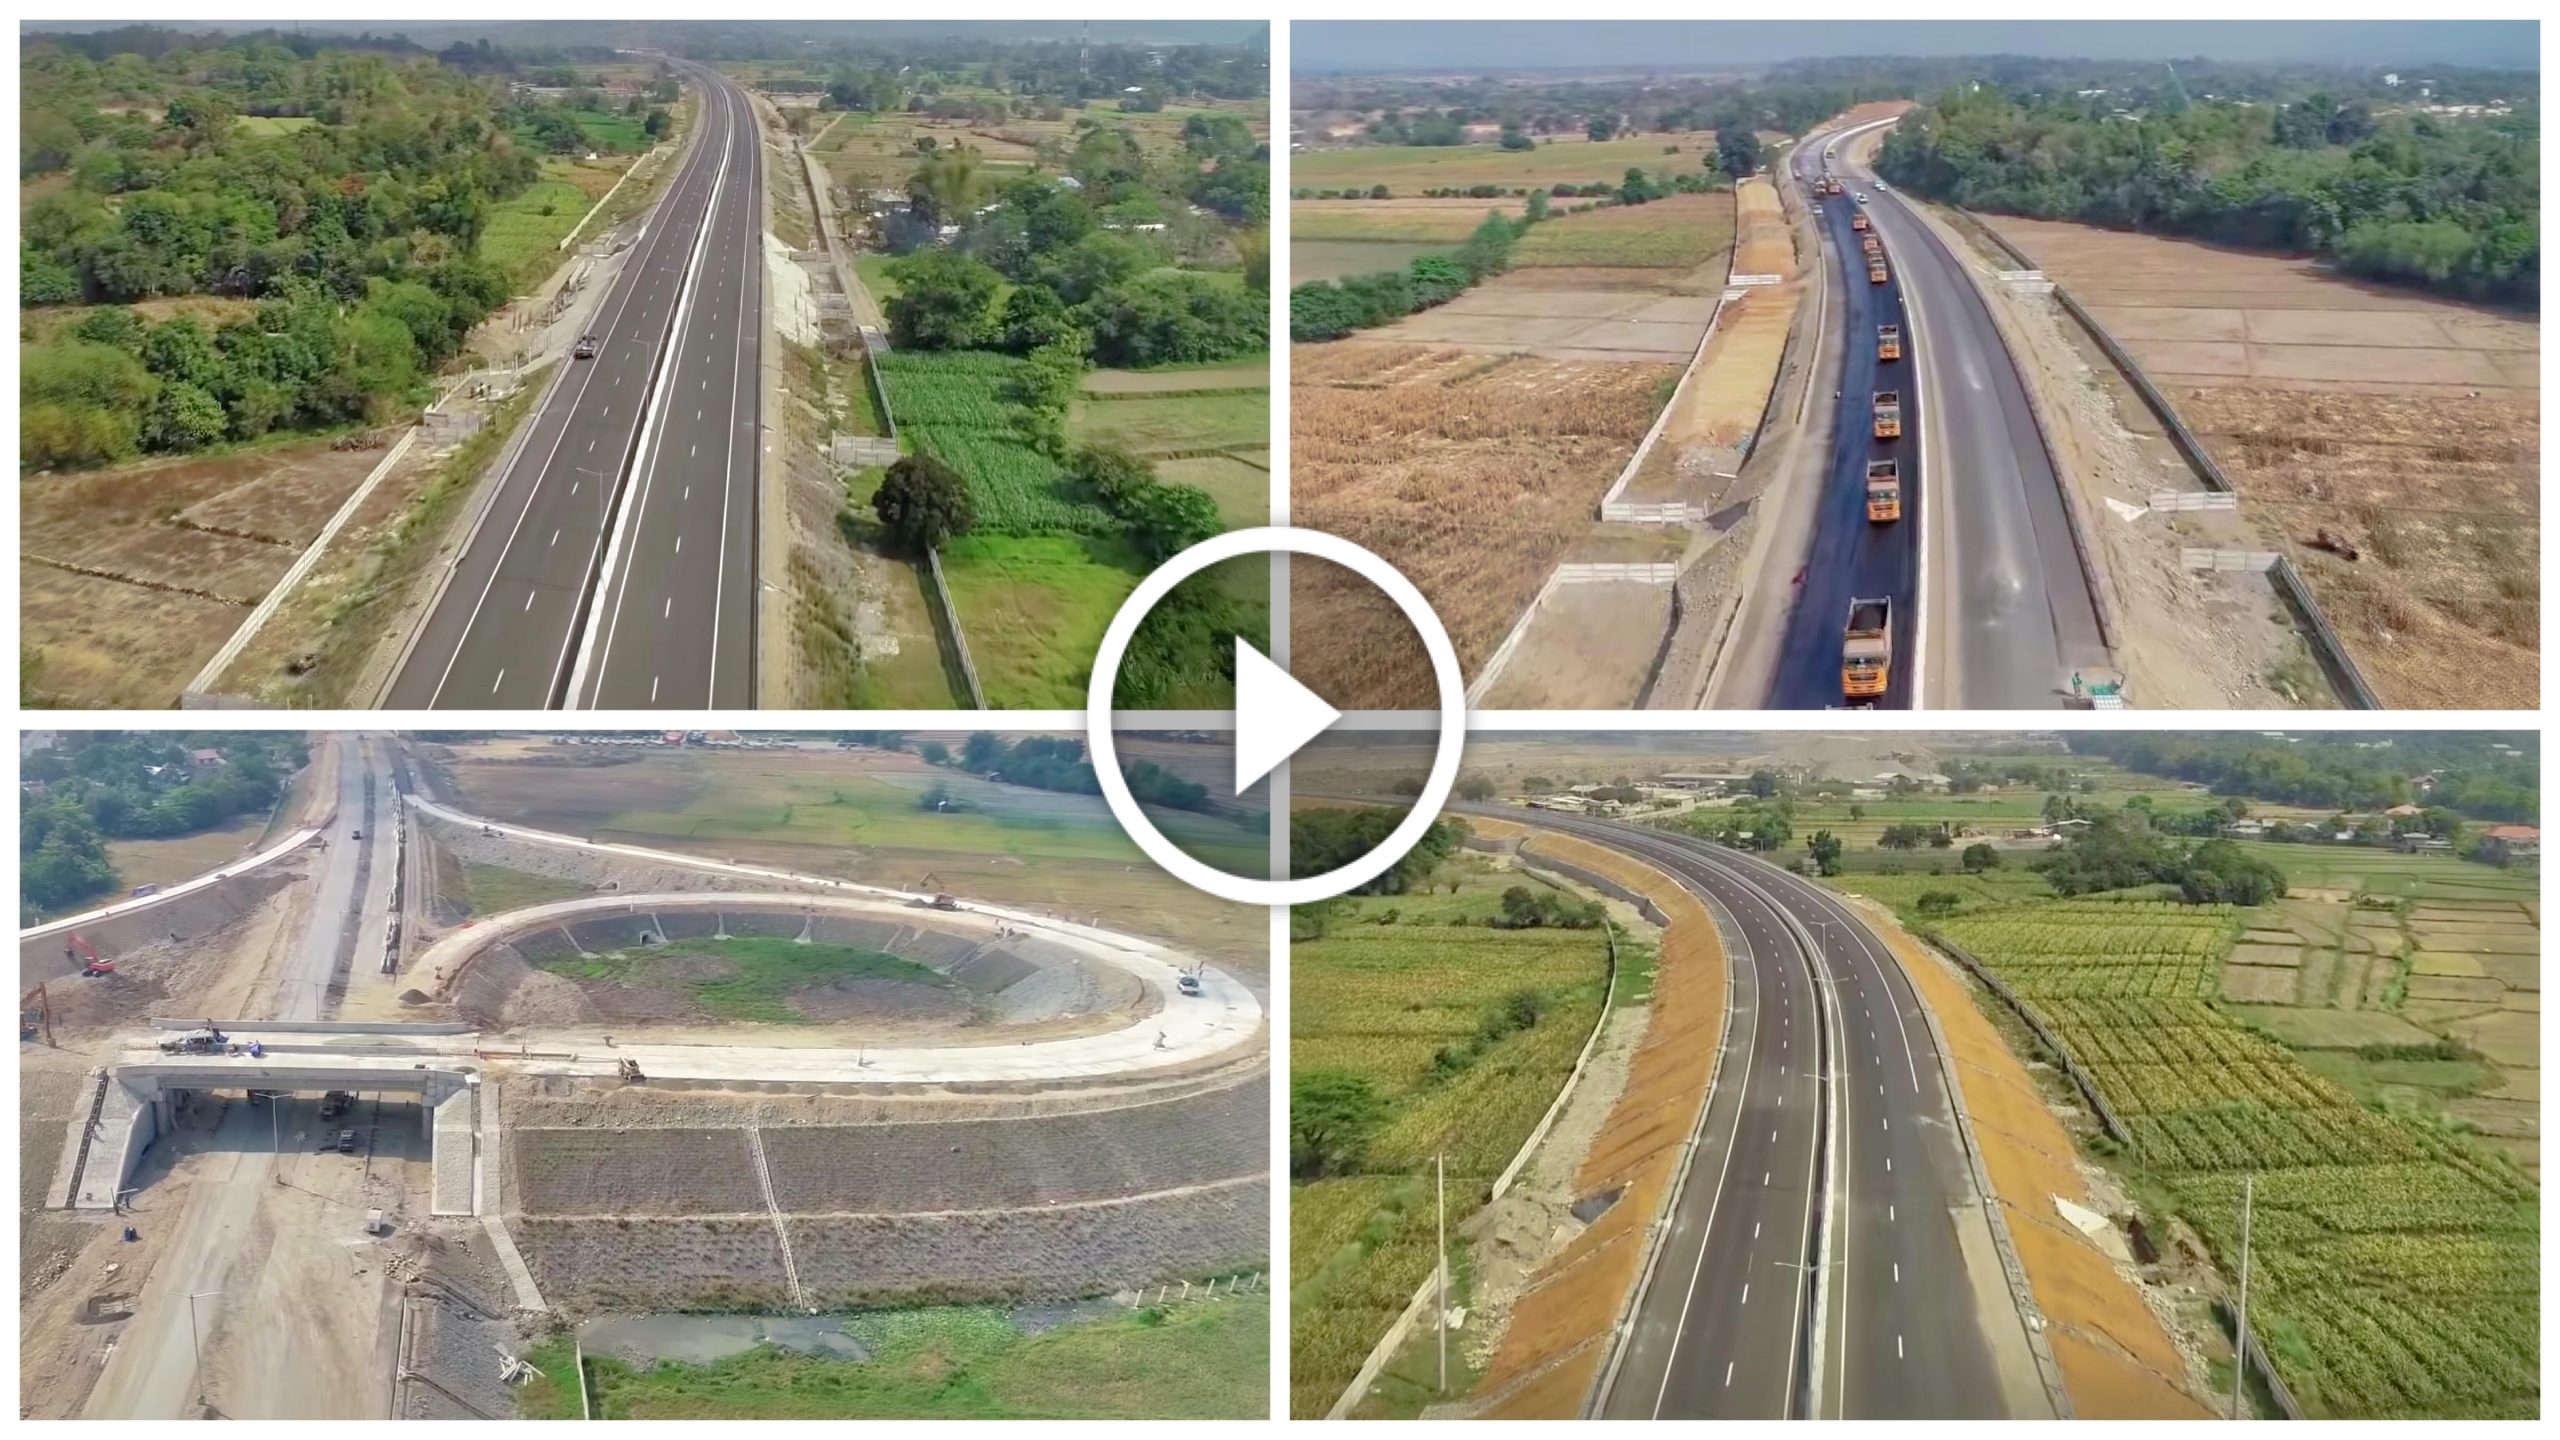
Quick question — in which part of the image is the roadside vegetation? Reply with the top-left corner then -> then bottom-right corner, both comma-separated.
19,28 -> 672,470
1287,809 -> 1611,1418
19,731 -> 308,918
522,1294 -> 1265,1419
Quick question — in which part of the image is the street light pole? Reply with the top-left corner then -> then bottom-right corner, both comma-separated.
1435,1149 -> 1447,1395
186,1288 -> 221,1408
2230,1175 -> 2255,1419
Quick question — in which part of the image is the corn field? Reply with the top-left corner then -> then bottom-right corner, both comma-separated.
872,351 -> 1114,536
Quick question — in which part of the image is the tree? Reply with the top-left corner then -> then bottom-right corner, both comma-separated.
1806,830 -> 1844,877
1961,843 -> 2001,874
870,453 -> 975,552
960,732 -> 1004,773
906,145 -> 988,225
883,250 -> 1002,350
1291,1071 -> 1382,1179
1064,442 -> 1157,506
1456,776 -> 1497,802
1586,116 -> 1618,142
1085,271 -> 1266,368
918,740 -> 951,766
1715,127 -> 1765,180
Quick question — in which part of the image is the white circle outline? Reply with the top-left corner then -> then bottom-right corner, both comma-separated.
1085,526 -> 1466,907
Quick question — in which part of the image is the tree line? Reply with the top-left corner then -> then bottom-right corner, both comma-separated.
2068,733 -> 2536,822
919,731 -> 1213,814
1875,81 -> 2536,305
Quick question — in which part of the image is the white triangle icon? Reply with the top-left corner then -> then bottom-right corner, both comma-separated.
1233,639 -> 1339,795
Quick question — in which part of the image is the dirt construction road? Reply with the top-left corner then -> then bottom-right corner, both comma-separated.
81,1093 -> 418,1419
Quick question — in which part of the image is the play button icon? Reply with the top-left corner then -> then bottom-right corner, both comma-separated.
1233,639 -> 1339,793
1086,526 -> 1465,906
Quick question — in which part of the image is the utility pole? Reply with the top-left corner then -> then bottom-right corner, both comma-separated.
1435,1150 -> 1448,1394
2230,1175 -> 2255,1419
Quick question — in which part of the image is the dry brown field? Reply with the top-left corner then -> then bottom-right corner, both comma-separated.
1290,345 -> 1678,706
20,435 -> 391,708
1990,216 -> 2537,708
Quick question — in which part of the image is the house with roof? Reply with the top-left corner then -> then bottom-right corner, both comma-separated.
2478,825 -> 2539,866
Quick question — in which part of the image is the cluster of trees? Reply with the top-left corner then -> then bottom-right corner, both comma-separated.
761,36 -> 1265,109
18,33 -> 671,466
1291,808 -> 1465,895
920,731 -> 1212,813
885,169 -> 1266,368
1290,210 -> 1519,343
25,262 -> 509,468
2037,814 -> 2289,906
2069,733 -> 2537,822
1876,81 -> 2536,304
19,733 -> 308,915
1491,884 -> 1606,931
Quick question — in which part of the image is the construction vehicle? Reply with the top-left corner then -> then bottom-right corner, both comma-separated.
1850,211 -> 1869,232
1826,176 -> 1843,196
157,1028 -> 227,1056
1860,232 -> 1881,258
1868,257 -> 1889,285
1842,598 -> 1894,703
318,1089 -> 354,1120
364,1209 -> 388,1235
1877,324 -> 1903,361
350,828 -> 361,840
21,985 -> 52,1047
1872,391 -> 1902,440
1865,460 -> 1904,523
67,933 -> 115,977
929,893 -> 963,912
617,1057 -> 646,1083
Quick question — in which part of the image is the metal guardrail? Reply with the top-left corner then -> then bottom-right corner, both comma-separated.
1956,212 -> 2383,708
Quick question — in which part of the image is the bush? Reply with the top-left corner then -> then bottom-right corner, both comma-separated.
884,249 -> 1003,350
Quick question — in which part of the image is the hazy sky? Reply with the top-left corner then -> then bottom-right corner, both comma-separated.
1294,20 -> 2539,74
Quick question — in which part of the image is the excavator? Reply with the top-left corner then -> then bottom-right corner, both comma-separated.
67,933 -> 115,977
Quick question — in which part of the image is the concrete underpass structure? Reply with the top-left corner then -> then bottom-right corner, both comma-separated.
53,1022 -> 481,1219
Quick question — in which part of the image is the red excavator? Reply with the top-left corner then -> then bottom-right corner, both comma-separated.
67,933 -> 115,977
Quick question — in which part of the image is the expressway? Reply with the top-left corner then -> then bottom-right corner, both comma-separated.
1763,119 -> 2106,709
1487,810 -> 2018,1418
386,62 -> 762,710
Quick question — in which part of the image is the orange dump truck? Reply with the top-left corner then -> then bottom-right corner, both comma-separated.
1866,459 -> 1903,522
1851,210 -> 1869,231
1872,390 -> 1902,439
1842,597 -> 1892,702
1868,257 -> 1889,284
1877,324 -> 1902,361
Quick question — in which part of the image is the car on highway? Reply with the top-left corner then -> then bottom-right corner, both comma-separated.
1855,191 -> 1869,203
574,333 -> 600,359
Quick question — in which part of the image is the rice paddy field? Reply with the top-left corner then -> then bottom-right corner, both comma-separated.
1896,866 -> 2538,1418
1289,862 -> 1611,1418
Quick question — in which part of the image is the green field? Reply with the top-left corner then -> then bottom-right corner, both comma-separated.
460,861 -> 593,916
1156,453 -> 1270,529
1886,878 -> 2538,1417
233,114 -> 316,136
477,178 -> 597,280
936,533 -> 1142,709
1289,239 -> 1449,287
524,1296 -> 1265,1419
1068,389 -> 1267,460
1513,194 -> 1734,269
1290,864 -> 1611,1418
532,935 -> 954,1025
1295,133 -> 1720,191
874,351 -> 1112,535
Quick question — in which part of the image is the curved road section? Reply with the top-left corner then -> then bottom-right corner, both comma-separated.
1767,121 -> 2104,709
1485,810 -> 2019,1418
387,62 -> 761,710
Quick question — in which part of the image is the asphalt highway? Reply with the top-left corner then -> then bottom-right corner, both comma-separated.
1764,125 -> 2105,709
1502,812 -> 2011,1418
1769,146 -> 1920,710
386,62 -> 758,709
